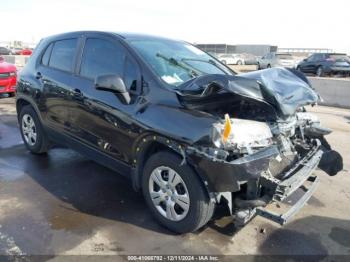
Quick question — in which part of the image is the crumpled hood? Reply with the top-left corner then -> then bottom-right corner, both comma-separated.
239,68 -> 319,116
178,67 -> 319,118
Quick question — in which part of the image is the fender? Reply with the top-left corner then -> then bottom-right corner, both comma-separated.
130,133 -> 212,197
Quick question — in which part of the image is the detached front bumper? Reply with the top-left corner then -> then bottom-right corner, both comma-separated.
233,140 -> 325,227
256,143 -> 323,225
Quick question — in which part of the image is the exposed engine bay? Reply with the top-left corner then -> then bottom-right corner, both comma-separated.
180,68 -> 343,226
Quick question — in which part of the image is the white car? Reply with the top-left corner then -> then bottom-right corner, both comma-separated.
219,54 -> 245,65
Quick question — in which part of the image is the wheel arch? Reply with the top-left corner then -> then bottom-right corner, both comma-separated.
16,97 -> 40,121
131,135 -> 211,198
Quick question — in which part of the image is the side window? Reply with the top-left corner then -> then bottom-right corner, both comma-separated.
49,39 -> 78,72
314,54 -> 322,61
307,55 -> 314,62
80,38 -> 125,80
124,58 -> 139,94
41,43 -> 53,66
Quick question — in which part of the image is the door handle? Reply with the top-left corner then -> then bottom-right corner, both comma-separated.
36,72 -> 42,79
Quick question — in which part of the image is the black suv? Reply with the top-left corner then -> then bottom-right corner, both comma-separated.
16,31 -> 342,233
297,53 -> 350,77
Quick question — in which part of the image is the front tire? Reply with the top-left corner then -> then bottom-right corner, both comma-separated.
142,151 -> 215,233
19,105 -> 49,154
237,60 -> 243,65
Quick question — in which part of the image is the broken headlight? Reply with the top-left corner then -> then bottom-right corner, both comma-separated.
212,114 -> 273,153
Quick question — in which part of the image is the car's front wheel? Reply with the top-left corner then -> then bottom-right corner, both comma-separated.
237,60 -> 243,65
142,151 -> 215,233
19,105 -> 49,154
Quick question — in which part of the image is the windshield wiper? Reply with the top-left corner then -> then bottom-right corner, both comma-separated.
156,53 -> 199,78
181,58 -> 229,74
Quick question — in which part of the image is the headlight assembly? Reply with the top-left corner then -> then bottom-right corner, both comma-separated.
212,114 -> 273,153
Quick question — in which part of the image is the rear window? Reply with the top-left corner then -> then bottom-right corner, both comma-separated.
276,54 -> 293,59
49,39 -> 78,72
41,43 -> 53,66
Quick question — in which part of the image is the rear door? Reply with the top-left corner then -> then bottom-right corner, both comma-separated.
69,34 -> 142,164
38,38 -> 80,133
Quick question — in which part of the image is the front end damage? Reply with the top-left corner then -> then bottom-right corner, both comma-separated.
180,68 -> 343,227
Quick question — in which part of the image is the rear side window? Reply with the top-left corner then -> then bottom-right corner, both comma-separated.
80,38 -> 125,80
41,43 -> 53,66
49,39 -> 78,72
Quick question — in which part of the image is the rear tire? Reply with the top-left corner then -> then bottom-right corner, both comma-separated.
19,105 -> 49,154
237,60 -> 243,65
257,63 -> 261,70
142,151 -> 215,233
267,64 -> 271,68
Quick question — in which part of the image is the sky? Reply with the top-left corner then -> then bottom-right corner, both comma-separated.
1,0 -> 349,53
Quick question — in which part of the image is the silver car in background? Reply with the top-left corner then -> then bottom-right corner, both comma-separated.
219,54 -> 245,65
258,52 -> 296,69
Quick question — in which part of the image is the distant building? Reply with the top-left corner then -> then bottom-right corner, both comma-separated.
278,48 -> 333,57
195,44 -> 277,56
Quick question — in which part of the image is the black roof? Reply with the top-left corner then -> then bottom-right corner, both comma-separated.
43,31 -> 181,43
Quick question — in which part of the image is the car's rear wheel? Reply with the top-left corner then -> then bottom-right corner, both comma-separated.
19,105 -> 49,154
142,151 -> 215,233
316,66 -> 324,77
257,63 -> 261,70
237,60 -> 243,65
267,64 -> 271,68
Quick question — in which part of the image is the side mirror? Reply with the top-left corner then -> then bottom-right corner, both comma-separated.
95,74 -> 131,104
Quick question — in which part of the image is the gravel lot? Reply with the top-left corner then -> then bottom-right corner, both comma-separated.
1,97 -> 350,258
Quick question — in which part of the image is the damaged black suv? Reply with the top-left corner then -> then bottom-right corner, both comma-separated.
16,31 -> 343,233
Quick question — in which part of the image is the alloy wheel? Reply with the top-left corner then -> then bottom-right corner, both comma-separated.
22,114 -> 37,146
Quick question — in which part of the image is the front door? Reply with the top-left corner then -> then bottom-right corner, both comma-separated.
69,35 -> 142,164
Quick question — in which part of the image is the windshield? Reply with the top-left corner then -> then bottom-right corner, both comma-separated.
129,39 -> 232,87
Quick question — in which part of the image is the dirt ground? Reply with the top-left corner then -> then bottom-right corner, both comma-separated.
0,97 -> 350,258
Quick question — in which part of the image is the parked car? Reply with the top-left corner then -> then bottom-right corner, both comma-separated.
257,52 -> 296,69
0,56 -> 17,96
17,48 -> 33,56
10,47 -> 22,55
219,54 -> 245,65
16,31 -> 342,233
240,53 -> 258,65
0,46 -> 11,55
297,53 -> 350,77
